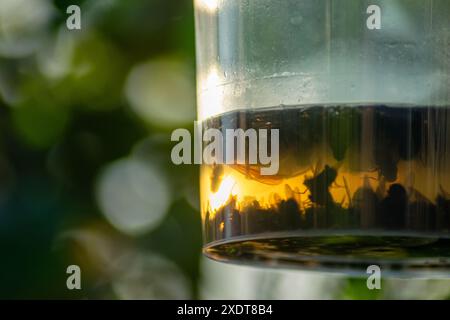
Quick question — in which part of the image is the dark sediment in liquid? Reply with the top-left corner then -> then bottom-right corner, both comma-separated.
201,105 -> 450,274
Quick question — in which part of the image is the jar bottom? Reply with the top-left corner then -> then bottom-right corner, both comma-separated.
203,231 -> 450,277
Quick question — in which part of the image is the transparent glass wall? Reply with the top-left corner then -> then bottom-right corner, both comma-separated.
195,0 -> 450,275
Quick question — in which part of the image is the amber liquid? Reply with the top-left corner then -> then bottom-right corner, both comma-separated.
200,105 -> 450,275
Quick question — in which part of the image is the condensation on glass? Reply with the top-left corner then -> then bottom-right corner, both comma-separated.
195,0 -> 450,275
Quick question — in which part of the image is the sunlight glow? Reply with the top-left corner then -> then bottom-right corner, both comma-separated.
198,67 -> 224,120
209,176 -> 239,211
196,0 -> 219,12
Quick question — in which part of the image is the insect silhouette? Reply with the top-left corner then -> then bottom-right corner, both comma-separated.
302,163 -> 338,207
372,126 -> 399,182
379,183 -> 407,229
210,164 -> 224,192
374,152 -> 399,182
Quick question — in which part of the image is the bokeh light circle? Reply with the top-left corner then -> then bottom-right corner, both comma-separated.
125,58 -> 195,126
0,0 -> 54,57
96,158 -> 170,236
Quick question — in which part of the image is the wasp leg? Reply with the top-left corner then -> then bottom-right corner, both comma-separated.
294,189 -> 308,195
341,176 -> 352,208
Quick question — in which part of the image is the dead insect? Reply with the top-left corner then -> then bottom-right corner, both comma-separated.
302,164 -> 338,207
379,183 -> 407,229
373,148 -> 399,182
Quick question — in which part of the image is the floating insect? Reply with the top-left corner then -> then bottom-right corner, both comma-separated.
302,163 -> 338,207
225,107 -> 318,185
373,131 -> 399,182
379,183 -> 407,229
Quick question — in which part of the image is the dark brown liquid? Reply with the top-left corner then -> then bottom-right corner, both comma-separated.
200,105 -> 450,274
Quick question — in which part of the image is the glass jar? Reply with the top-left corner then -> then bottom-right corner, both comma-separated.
195,0 -> 450,275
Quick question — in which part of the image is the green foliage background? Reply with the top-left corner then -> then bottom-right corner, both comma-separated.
0,0 -> 449,299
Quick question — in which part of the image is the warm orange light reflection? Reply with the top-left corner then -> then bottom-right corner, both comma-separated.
203,160 -> 435,218
208,176 -> 239,211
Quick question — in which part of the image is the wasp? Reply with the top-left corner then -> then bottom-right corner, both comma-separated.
301,162 -> 339,207
379,183 -> 408,229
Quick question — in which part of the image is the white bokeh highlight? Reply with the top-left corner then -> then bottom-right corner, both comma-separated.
0,0 -> 54,57
96,157 -> 170,236
125,58 -> 195,126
